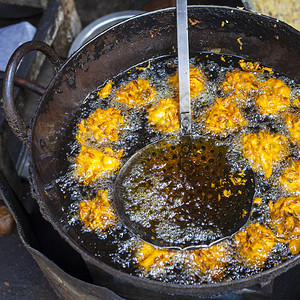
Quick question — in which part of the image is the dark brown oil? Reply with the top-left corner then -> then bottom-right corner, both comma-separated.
118,136 -> 254,248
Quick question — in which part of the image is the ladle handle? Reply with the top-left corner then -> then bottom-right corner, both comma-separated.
3,41 -> 62,142
176,0 -> 191,134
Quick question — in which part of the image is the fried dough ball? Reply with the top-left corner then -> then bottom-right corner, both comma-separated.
115,78 -> 156,108
79,189 -> 116,231
97,81 -> 113,98
285,113 -> 300,145
74,146 -> 123,184
256,78 -> 290,115
269,196 -> 300,255
234,222 -> 276,268
219,70 -> 259,100
191,243 -> 228,279
279,160 -> 300,195
148,98 -> 179,133
168,66 -> 205,97
205,94 -> 247,136
242,131 -> 288,178
136,241 -> 175,271
76,107 -> 124,145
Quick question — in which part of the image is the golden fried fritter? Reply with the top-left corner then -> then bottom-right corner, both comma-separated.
74,146 -> 123,184
76,107 -> 124,145
234,222 -> 276,268
205,94 -> 247,136
279,160 -> 300,195
136,241 -> 175,271
242,131 -> 288,178
256,78 -> 290,115
285,113 -> 300,145
191,243 -> 228,279
79,189 -> 116,231
148,98 -> 180,133
269,196 -> 300,254
219,69 -> 259,99
115,78 -> 156,108
97,81 -> 113,98
168,66 -> 205,97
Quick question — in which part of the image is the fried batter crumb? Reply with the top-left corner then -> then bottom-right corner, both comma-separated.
256,78 -> 290,115
74,146 -> 123,184
234,222 -> 276,268
205,94 -> 247,136
242,131 -> 288,178
168,66 -> 205,97
148,98 -> 179,133
79,189 -> 116,231
76,107 -> 124,145
115,78 -> 156,108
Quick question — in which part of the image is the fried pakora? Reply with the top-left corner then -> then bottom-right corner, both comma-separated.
219,69 -> 259,101
191,243 -> 228,279
97,81 -> 113,98
74,146 -> 123,184
136,241 -> 175,271
242,131 -> 288,178
76,107 -> 124,146
285,113 -> 300,145
234,222 -> 276,268
168,66 -> 205,97
115,78 -> 156,108
205,94 -> 247,136
148,98 -> 180,133
79,189 -> 116,231
256,78 -> 290,115
279,160 -> 300,195
269,196 -> 300,255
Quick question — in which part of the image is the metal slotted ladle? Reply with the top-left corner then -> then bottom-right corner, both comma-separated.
113,0 -> 255,250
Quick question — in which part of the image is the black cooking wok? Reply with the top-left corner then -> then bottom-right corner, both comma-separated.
3,6 -> 300,298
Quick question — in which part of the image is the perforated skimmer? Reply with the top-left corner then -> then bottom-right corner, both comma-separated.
113,0 -> 255,250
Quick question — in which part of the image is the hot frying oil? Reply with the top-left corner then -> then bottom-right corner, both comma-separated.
56,53 -> 300,284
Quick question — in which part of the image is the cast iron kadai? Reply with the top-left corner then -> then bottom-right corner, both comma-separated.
3,6 -> 300,299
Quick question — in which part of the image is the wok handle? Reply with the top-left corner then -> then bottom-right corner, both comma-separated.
3,41 -> 61,142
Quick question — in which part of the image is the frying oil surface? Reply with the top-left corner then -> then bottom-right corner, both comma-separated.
56,53 -> 300,284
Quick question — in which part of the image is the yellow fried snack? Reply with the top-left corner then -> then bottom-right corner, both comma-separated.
168,66 -> 205,97
242,131 -> 288,178
115,78 -> 156,108
97,81 -> 113,98
219,70 -> 259,99
191,243 -> 228,279
136,241 -> 175,271
79,189 -> 116,231
76,107 -> 124,145
269,196 -> 300,255
239,60 -> 273,74
74,146 -> 123,184
285,113 -> 300,145
279,160 -> 300,195
148,98 -> 179,133
234,222 -> 276,268
205,95 -> 247,136
256,78 -> 290,115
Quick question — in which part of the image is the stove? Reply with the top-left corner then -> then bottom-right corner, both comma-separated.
1,1 -> 300,299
